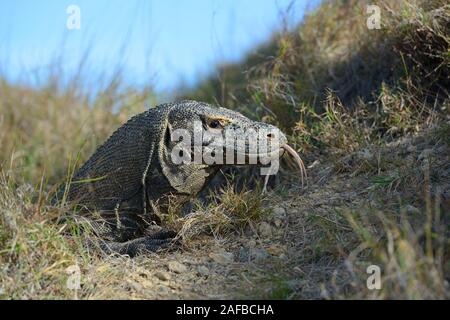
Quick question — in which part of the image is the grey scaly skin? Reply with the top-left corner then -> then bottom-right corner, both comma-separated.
55,100 -> 288,256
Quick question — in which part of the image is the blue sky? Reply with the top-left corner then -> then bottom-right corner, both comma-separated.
0,0 -> 318,93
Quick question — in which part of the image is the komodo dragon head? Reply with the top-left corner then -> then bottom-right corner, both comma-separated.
156,100 -> 306,196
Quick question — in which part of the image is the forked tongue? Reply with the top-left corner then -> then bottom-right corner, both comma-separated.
262,144 -> 307,194
281,144 -> 307,187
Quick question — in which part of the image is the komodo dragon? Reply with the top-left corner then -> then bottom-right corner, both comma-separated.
55,100 -> 306,256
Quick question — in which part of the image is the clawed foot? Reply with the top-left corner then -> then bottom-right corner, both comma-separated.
97,226 -> 179,257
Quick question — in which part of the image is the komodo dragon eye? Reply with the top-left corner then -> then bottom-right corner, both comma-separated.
207,119 -> 224,130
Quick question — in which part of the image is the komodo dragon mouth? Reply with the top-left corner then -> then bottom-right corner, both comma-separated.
200,134 -> 307,186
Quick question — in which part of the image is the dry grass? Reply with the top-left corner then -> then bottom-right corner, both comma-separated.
0,75 -> 153,186
0,170 -> 80,299
173,183 -> 270,242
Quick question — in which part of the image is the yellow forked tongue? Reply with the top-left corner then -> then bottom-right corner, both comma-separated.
281,144 -> 307,187
262,144 -> 307,194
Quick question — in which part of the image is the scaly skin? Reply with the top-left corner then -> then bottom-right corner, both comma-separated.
55,100 -> 287,256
